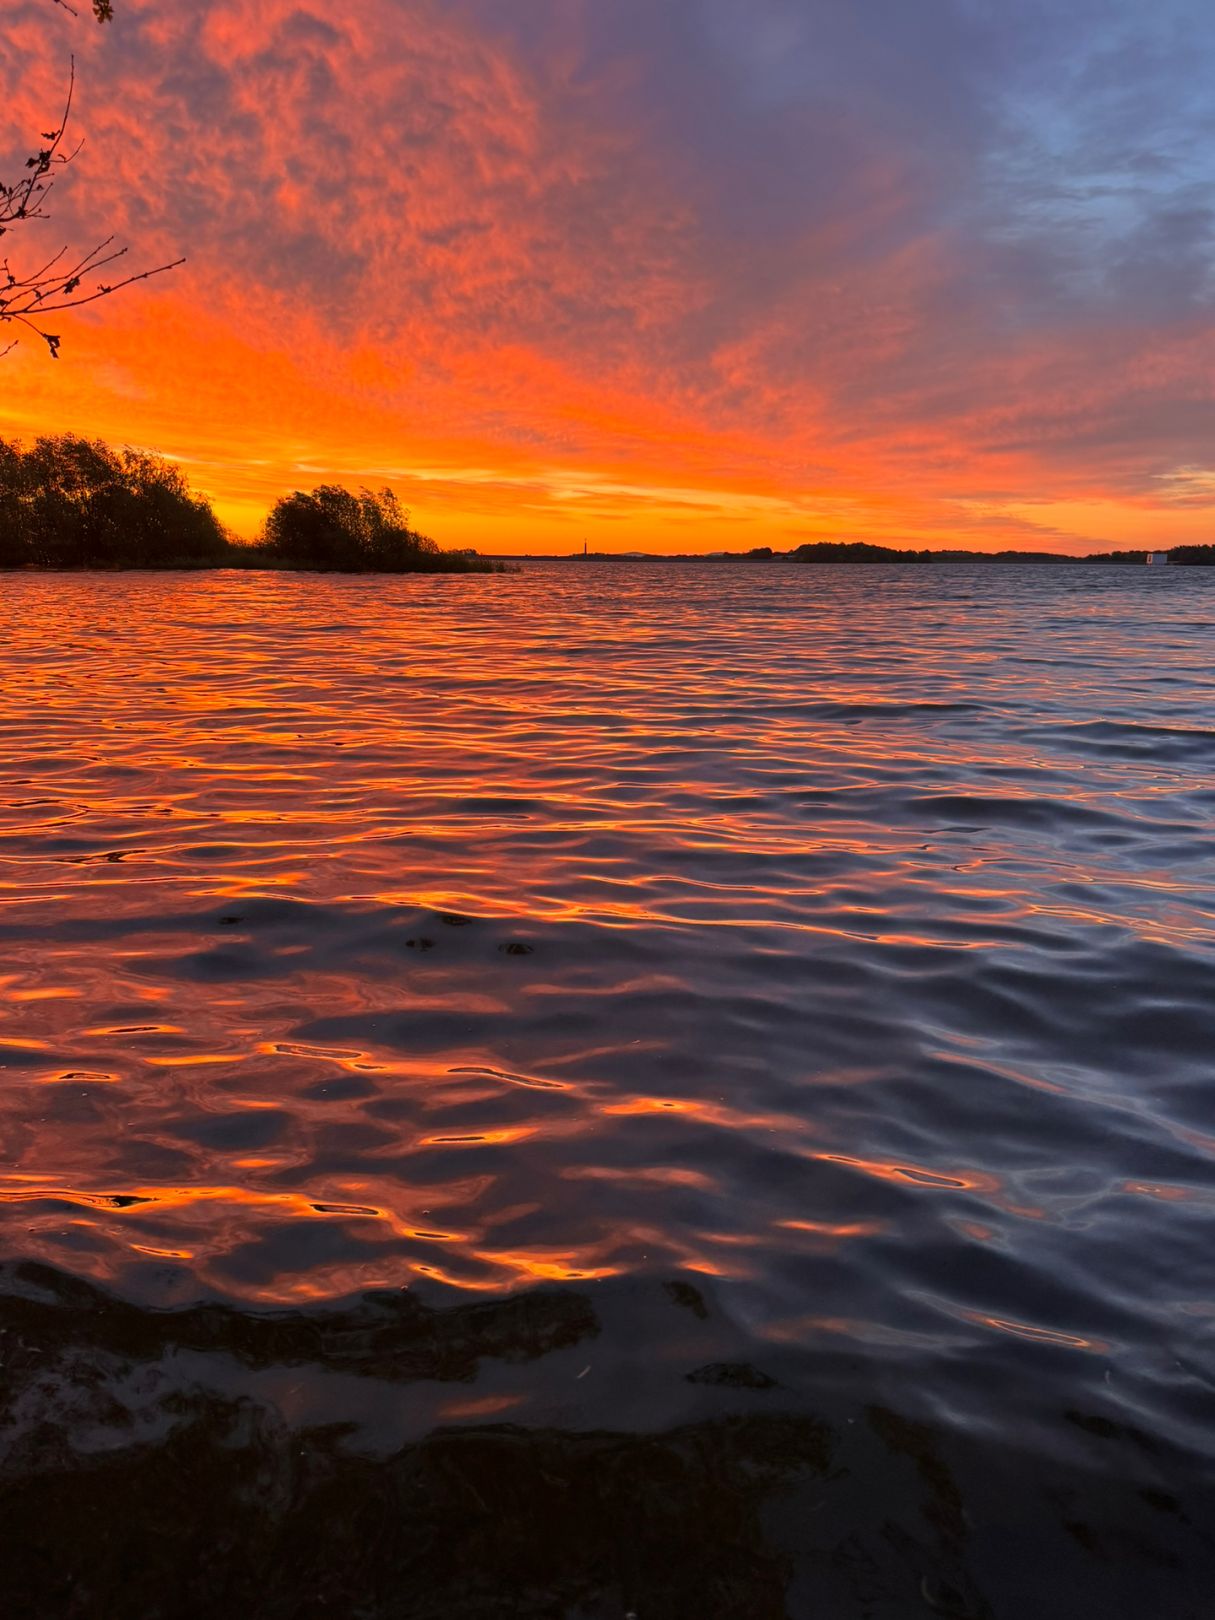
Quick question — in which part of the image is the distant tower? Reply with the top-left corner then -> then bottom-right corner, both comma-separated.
583,539 -> 588,557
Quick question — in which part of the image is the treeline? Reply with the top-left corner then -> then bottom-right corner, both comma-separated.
786,540 -> 1215,565
789,541 -> 1064,563
1081,546 -> 1215,565
0,436 -> 228,568
0,435 -> 498,572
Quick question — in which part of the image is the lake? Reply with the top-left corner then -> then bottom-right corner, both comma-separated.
1,561 -> 1213,1618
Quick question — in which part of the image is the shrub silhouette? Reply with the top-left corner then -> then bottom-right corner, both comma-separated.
0,439 -> 501,572
0,434 -> 228,567
261,484 -> 453,572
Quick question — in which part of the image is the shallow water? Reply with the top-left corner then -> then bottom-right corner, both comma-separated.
1,561 -> 1214,1617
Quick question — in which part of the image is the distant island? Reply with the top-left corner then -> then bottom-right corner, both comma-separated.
781,541 -> 1214,565
0,434 -> 501,574
559,541 -> 1214,565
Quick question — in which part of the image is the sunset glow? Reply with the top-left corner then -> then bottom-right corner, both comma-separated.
3,0 -> 1214,551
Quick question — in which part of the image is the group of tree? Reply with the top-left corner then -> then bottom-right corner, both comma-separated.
0,433 -> 496,571
261,484 -> 462,572
0,433 -> 229,567
787,541 -> 1073,564
786,541 -> 1215,565
1081,546 -> 1215,565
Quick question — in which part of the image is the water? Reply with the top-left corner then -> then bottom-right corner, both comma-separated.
1,562 -> 1213,1618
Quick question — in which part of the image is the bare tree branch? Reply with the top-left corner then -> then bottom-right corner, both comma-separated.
47,1 -> 113,23
1,3 -> 182,357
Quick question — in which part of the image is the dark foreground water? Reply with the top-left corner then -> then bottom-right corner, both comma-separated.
1,561 -> 1213,1618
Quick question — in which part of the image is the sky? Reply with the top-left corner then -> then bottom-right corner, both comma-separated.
2,0 -> 1214,553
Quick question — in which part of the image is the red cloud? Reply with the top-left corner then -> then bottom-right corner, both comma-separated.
2,0 -> 1213,552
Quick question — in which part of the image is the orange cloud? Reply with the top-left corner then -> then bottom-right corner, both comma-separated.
2,0 -> 1213,551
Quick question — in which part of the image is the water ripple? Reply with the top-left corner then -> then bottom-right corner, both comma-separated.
1,560 -> 1213,1498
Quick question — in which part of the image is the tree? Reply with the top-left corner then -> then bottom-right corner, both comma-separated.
0,433 -> 228,566
1,0 -> 182,357
262,485 -> 445,572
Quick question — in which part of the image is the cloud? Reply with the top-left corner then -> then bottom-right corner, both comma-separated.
1,0 -> 1213,549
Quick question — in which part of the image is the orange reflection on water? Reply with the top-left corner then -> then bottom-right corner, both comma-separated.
144,1053 -> 250,1068
420,1127 -> 537,1147
602,1095 -> 810,1137
411,1252 -> 621,1291
564,1166 -> 717,1191
776,1218 -> 883,1239
961,1311 -> 1107,1353
6,987 -> 84,1003
1125,1180 -> 1213,1205
84,1024 -> 187,1037
1,564 -> 1211,1364
468,1250 -> 620,1284
43,1069 -> 123,1085
0,1179 -> 463,1243
438,1393 -> 527,1421
814,1152 -> 1000,1195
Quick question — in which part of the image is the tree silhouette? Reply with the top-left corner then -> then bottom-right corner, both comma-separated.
1,0 -> 182,357
0,433 -> 229,566
262,485 -> 449,572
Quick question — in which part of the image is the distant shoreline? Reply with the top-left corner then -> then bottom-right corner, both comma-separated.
0,553 -> 508,575
3,547 -> 1212,572
536,542 -> 1214,566
4,437 -> 1208,572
